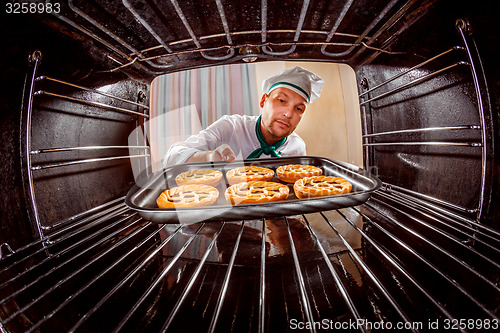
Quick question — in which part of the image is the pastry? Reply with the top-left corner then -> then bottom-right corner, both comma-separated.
156,184 -> 219,208
276,164 -> 322,183
293,176 -> 352,199
175,169 -> 223,187
225,166 -> 274,185
225,181 -> 289,205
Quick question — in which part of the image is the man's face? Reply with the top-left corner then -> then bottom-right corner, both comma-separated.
259,87 -> 307,144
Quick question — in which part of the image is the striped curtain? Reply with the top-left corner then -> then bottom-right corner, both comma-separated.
149,63 -> 258,170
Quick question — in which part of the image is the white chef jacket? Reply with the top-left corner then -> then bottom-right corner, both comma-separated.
164,114 -> 306,166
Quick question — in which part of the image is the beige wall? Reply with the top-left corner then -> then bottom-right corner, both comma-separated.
255,61 -> 363,167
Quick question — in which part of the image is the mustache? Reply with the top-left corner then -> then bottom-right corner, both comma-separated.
274,118 -> 290,126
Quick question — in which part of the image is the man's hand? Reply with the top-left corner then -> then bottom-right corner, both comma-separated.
210,144 -> 236,162
186,144 -> 236,163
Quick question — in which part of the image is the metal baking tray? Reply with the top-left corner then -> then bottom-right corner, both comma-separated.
125,156 -> 381,224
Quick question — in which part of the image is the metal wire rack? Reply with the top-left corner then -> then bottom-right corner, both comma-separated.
0,200 -> 498,332
20,51 -> 150,240
2,3 -> 498,332
359,18 -> 493,224
51,0 -> 419,74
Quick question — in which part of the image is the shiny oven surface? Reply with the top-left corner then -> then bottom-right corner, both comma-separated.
1,0 -> 499,332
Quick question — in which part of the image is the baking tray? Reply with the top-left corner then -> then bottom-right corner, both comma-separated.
125,156 -> 381,224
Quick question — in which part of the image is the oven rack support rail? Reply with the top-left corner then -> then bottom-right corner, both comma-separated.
51,0 -> 419,74
19,51 -> 151,240
358,19 -> 493,224
0,200 -> 498,332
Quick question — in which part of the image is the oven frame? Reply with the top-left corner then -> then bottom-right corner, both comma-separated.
1,0 -> 499,332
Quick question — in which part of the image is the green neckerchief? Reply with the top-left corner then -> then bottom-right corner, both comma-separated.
247,115 -> 287,159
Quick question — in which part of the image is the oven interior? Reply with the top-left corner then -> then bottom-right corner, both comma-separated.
1,0 -> 499,332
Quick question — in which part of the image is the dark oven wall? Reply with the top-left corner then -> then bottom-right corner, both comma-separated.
0,1 -> 499,331
1,0 -> 499,250
2,0 -> 440,250
0,10 -> 150,249
353,0 -> 500,230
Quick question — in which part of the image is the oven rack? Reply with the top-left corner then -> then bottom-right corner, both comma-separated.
0,198 -> 498,332
359,46 -> 480,147
359,19 -> 493,224
21,51 -> 151,240
52,0 -> 416,74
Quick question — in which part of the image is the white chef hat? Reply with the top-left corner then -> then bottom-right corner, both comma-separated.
262,66 -> 324,103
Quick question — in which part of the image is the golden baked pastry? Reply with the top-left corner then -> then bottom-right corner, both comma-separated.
225,181 -> 289,205
276,164 -> 322,183
175,169 -> 223,187
156,184 -> 219,208
294,176 -> 352,199
225,166 -> 274,185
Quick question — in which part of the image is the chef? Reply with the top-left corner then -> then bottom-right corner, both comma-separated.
163,66 -> 324,166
